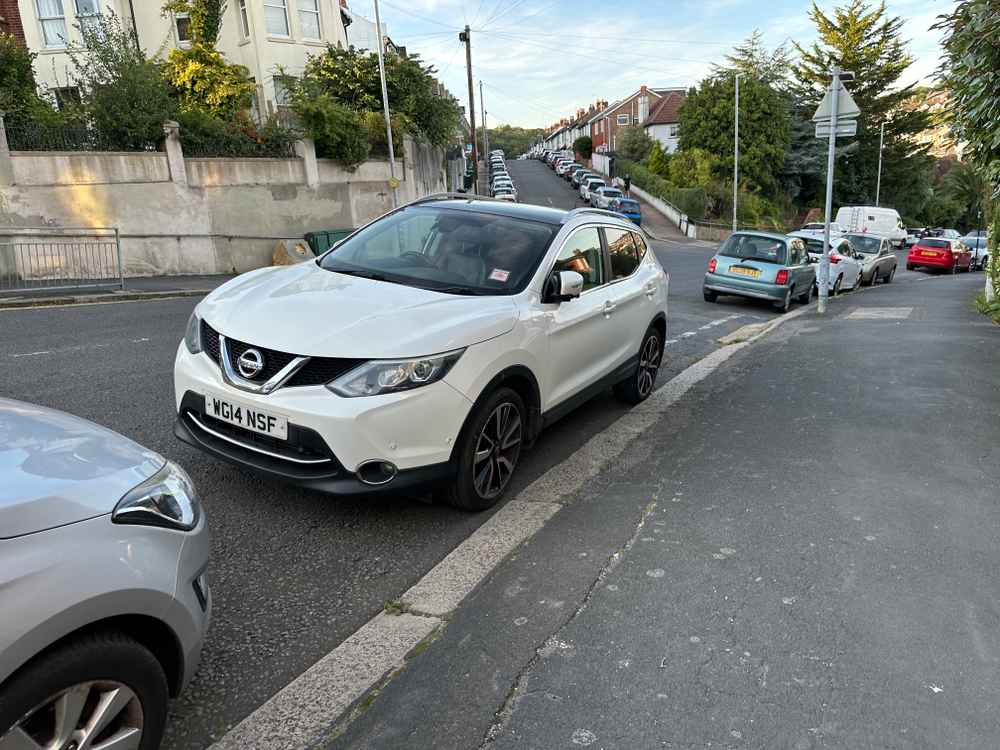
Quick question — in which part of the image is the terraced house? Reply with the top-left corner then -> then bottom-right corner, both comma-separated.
15,0 -> 355,117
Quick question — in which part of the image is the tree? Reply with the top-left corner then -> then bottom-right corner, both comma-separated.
941,161 -> 989,231
713,29 -> 793,90
934,0 -> 1000,195
573,135 -> 592,160
792,0 -> 933,213
0,33 -> 59,123
648,141 -> 671,178
487,125 -> 545,157
295,45 -> 460,148
617,126 -> 655,162
678,74 -> 789,197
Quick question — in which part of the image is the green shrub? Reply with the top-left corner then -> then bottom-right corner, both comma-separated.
177,109 -> 297,157
360,110 -> 406,157
647,142 -> 671,178
293,92 -> 369,168
162,44 -> 255,118
573,135 -> 593,160
617,159 -> 707,221
667,147 -> 718,190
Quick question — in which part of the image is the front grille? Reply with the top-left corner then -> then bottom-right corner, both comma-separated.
201,320 -> 363,388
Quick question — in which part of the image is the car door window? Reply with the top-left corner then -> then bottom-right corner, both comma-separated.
605,227 -> 640,279
553,227 -> 605,291
631,233 -> 648,260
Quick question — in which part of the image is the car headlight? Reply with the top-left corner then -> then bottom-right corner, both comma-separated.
113,461 -> 201,531
184,311 -> 202,354
327,349 -> 465,397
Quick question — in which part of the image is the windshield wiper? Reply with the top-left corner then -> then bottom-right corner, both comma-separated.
329,267 -> 392,282
428,286 -> 491,296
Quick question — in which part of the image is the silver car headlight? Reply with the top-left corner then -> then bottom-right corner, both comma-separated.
184,311 -> 202,354
113,461 -> 201,531
327,349 -> 465,398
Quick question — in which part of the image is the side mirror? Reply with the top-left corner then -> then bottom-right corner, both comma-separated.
544,270 -> 584,303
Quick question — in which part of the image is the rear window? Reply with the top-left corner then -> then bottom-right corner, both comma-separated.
617,200 -> 640,210
920,239 -> 951,249
718,234 -> 788,264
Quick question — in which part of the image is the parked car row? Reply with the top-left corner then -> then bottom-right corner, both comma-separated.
703,230 -> 900,313
488,150 -> 517,202
537,149 -> 643,226
2,190 -> 674,749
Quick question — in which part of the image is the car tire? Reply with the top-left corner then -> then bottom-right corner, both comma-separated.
885,265 -> 895,283
703,289 -> 718,303
0,631 -> 168,750
866,270 -> 878,286
906,263 -> 915,271
832,275 -> 842,297
614,325 -> 664,405
774,289 -> 792,314
443,387 -> 526,512
948,262 -> 956,275
798,283 -> 814,304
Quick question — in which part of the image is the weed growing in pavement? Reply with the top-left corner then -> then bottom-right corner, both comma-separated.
975,292 -> 1000,324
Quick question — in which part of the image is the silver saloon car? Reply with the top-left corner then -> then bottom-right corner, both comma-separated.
0,399 -> 210,750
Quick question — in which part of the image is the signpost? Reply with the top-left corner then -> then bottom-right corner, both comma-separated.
812,66 -> 858,314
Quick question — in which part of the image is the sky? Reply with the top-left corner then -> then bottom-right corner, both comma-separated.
361,0 -> 953,130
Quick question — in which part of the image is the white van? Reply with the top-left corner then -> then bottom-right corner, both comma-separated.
835,206 -> 907,247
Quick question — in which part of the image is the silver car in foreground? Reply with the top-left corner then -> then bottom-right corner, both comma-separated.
0,399 -> 210,750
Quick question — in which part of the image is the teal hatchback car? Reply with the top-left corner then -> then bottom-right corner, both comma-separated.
703,232 -> 815,313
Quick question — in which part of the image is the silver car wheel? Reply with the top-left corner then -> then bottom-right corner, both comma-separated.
637,334 -> 661,398
0,681 -> 143,750
472,402 -> 522,500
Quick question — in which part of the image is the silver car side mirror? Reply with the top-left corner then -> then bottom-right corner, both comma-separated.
546,270 -> 584,302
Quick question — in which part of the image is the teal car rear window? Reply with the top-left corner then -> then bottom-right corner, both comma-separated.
719,234 -> 788,265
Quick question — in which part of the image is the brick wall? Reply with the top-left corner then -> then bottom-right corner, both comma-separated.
0,0 -> 26,44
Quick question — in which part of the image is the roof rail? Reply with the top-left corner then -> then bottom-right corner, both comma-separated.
561,207 -> 629,223
406,192 -> 499,206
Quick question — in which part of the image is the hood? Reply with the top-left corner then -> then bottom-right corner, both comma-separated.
199,263 -> 519,358
0,399 -> 164,539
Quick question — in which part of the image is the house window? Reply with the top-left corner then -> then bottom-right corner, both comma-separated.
298,0 -> 321,39
264,0 -> 290,36
35,0 -> 67,47
668,124 -> 679,137
616,114 -> 629,125
238,0 -> 250,37
73,0 -> 100,33
174,12 -> 191,42
53,86 -> 80,110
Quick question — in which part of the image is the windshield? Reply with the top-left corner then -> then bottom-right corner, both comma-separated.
319,205 -> 559,295
846,235 -> 882,253
718,234 -> 788,264
601,189 -> 623,198
802,223 -> 824,231
803,238 -> 825,253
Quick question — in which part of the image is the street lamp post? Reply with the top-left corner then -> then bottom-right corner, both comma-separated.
875,121 -> 885,207
733,73 -> 742,233
372,0 -> 397,208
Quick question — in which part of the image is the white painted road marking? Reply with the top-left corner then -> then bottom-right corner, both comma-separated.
209,305 -> 814,750
846,307 -> 913,320
7,338 -> 153,359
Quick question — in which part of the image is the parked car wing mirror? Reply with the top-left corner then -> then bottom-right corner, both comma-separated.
544,270 -> 584,302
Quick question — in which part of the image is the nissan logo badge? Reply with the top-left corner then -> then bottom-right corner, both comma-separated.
237,348 -> 265,379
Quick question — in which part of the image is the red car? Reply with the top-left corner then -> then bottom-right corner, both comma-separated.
906,238 -> 973,273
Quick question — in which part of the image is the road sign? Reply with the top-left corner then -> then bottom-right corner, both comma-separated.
815,119 -> 858,138
812,82 -> 860,122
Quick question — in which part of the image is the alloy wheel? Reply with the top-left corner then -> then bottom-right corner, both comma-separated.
637,334 -> 661,398
472,402 -> 523,500
0,681 -> 143,750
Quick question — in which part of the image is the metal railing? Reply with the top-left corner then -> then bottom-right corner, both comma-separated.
0,227 -> 125,295
4,122 -> 161,153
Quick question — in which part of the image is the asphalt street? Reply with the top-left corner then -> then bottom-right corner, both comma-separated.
0,158 -> 960,748
331,245 -> 999,749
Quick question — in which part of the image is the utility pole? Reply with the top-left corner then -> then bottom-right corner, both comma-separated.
875,121 -> 885,207
480,80 -> 490,167
372,0 -> 397,208
818,66 -> 842,315
733,73 -> 742,233
459,25 -> 478,192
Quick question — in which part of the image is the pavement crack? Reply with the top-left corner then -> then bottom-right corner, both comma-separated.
477,498 -> 659,748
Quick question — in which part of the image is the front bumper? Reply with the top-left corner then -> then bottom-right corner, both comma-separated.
703,273 -> 786,302
173,344 -> 469,495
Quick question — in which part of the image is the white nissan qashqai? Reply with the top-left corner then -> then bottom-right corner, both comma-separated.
174,196 -> 668,510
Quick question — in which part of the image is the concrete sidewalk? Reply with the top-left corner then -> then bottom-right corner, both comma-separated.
0,274 -> 234,308
330,272 -> 1000,749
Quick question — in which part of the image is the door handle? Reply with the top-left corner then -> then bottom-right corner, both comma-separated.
603,300 -> 617,317
645,282 -> 657,299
